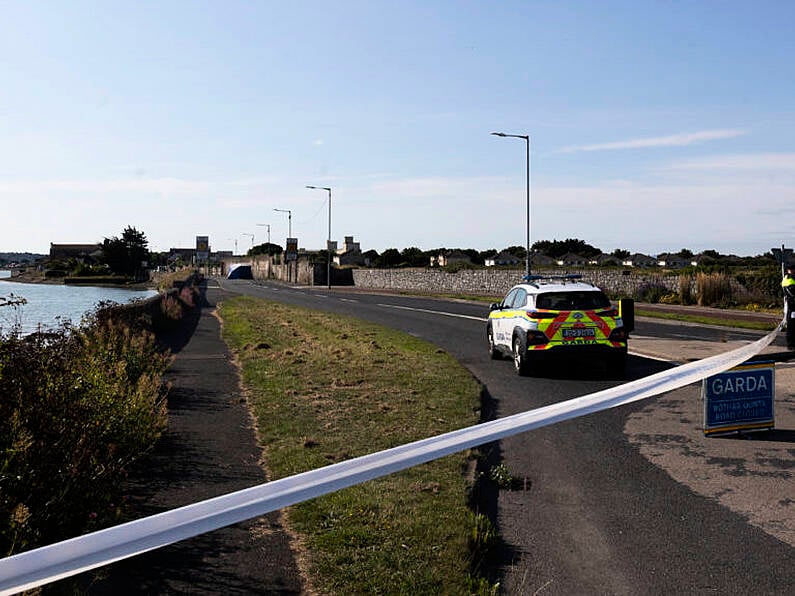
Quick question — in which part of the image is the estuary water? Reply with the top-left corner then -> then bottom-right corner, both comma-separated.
0,275 -> 158,334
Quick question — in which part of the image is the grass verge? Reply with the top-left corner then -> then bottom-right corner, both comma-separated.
635,309 -> 778,331
218,295 -> 492,593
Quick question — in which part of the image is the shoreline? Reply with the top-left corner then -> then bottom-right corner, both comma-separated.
0,271 -> 157,290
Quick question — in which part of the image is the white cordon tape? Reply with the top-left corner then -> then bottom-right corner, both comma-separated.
0,327 -> 781,594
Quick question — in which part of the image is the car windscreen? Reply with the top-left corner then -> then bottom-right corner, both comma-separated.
535,291 -> 611,311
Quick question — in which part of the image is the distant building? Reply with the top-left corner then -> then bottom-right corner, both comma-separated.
656,253 -> 690,268
49,243 -> 102,261
485,250 -> 521,267
589,253 -> 622,266
334,235 -> 366,266
531,253 -> 557,267
622,253 -> 657,268
430,250 -> 472,267
555,253 -> 588,267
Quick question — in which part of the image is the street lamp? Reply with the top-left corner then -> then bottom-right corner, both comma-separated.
306,185 -> 332,289
228,238 -> 238,254
242,233 -> 254,253
256,223 -> 271,247
492,132 -> 531,278
274,208 -> 292,238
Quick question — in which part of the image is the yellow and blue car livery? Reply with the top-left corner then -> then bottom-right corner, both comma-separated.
487,276 -> 628,376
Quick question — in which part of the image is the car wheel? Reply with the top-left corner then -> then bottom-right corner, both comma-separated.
513,334 -> 530,376
487,325 -> 500,360
607,350 -> 627,377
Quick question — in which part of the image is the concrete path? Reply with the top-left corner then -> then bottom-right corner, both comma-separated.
82,284 -> 303,594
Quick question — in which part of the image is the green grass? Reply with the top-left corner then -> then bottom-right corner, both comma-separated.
218,296 -> 489,594
635,308 -> 778,331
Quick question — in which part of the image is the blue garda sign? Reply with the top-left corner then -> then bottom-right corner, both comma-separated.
703,361 -> 775,435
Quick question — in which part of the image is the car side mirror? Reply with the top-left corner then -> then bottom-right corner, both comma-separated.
490,302 -> 501,312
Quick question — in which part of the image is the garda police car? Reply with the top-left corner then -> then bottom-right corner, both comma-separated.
487,275 -> 628,375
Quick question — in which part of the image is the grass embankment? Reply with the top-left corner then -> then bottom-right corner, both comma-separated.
635,309 -> 778,331
219,296 -> 491,594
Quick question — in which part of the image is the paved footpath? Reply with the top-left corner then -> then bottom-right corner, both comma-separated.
628,316 -> 795,549
80,284 -> 303,594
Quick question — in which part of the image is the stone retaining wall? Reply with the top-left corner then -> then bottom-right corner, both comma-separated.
351,268 -> 679,298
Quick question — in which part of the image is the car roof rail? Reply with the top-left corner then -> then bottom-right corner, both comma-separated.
521,273 -> 590,286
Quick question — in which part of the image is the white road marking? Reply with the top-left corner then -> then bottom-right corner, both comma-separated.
340,298 -> 359,303
378,303 -> 487,322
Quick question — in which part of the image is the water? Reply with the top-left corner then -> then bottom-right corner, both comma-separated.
0,277 -> 158,334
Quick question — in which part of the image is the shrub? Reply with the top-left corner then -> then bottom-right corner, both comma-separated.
635,281 -> 670,303
735,267 -> 781,306
696,272 -> 733,307
0,311 -> 170,555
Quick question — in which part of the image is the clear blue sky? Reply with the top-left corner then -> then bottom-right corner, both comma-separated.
3,1 -> 795,257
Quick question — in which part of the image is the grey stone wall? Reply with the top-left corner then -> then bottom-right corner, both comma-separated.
351,268 -> 680,298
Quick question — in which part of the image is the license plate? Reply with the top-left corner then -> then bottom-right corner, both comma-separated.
562,328 -> 596,339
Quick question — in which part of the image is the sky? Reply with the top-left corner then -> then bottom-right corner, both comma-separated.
2,1 -> 795,257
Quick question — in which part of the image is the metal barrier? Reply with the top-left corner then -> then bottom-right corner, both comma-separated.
0,326 -> 781,595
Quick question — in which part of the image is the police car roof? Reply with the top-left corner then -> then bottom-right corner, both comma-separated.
514,280 -> 601,294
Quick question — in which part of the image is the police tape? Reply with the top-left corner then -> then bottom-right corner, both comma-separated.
0,326 -> 781,595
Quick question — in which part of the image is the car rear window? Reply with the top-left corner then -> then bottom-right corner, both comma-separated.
535,291 -> 610,310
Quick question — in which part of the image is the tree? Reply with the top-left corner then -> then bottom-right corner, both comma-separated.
377,248 -> 401,267
400,247 -> 425,267
677,248 -> 693,258
101,226 -> 150,278
249,242 -> 283,256
504,245 -> 527,259
611,248 -> 630,259
532,238 -> 601,258
479,248 -> 498,262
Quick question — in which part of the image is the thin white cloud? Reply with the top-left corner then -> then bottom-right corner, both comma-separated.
558,129 -> 746,153
0,178 -> 211,195
666,153 -> 795,171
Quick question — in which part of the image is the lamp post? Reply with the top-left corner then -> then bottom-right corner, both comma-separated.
491,132 -> 531,278
256,223 -> 271,248
242,233 -> 254,253
274,208 -> 292,238
228,238 -> 238,255
306,185 -> 332,289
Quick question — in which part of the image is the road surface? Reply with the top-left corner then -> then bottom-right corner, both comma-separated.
216,279 -> 794,594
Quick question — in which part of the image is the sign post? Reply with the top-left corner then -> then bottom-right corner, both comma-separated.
703,361 -> 775,435
196,236 -> 209,274
285,238 -> 298,283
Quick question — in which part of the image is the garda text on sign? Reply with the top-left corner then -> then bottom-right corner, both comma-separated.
702,361 -> 775,435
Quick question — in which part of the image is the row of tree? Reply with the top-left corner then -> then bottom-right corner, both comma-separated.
248,237 -> 776,269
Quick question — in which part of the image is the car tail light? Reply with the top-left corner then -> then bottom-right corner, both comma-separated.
527,330 -> 549,345
527,311 -> 557,319
609,327 -> 628,341
597,308 -> 618,317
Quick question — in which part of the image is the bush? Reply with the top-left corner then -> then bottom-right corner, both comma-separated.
635,281 -> 670,303
696,272 -> 733,307
735,267 -> 781,306
0,310 -> 170,555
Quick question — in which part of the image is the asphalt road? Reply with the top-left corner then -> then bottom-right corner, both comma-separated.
215,279 -> 795,595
